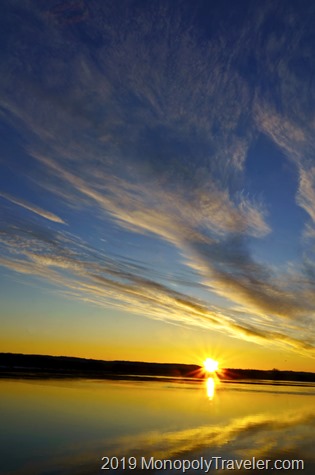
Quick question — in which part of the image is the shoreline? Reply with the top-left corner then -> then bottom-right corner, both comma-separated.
1,372 -> 315,389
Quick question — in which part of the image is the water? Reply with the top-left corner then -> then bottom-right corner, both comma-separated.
0,377 -> 314,474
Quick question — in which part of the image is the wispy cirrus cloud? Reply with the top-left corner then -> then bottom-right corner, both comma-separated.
0,192 -> 65,224
0,1 -> 315,358
0,216 -> 314,355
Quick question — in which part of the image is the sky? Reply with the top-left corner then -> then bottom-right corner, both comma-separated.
0,0 -> 315,371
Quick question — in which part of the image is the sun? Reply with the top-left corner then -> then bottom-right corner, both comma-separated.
204,358 -> 219,373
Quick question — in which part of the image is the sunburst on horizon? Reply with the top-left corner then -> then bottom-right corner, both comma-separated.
204,357 -> 219,374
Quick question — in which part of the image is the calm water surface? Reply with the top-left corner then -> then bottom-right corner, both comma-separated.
1,378 -> 314,474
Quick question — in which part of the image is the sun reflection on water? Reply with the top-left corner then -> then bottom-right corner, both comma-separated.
206,377 -> 215,400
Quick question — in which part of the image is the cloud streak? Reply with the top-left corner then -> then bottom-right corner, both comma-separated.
0,192 -> 65,224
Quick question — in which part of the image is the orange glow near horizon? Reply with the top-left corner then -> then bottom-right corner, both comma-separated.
1,333 -> 315,373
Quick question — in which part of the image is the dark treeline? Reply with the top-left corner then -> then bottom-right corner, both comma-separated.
0,353 -> 314,382
0,353 -> 200,380
223,367 -> 315,383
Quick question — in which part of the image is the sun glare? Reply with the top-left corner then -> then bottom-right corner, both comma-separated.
204,358 -> 219,373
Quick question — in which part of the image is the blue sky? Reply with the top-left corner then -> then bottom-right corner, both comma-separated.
0,0 -> 315,370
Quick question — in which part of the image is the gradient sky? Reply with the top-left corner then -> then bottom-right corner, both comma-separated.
1,0 -> 315,371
